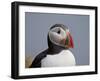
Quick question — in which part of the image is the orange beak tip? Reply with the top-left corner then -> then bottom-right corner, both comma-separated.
67,32 -> 74,48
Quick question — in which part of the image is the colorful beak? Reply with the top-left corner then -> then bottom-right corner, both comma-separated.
64,32 -> 74,48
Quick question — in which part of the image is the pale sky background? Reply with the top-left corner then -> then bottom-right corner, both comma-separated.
25,12 -> 89,65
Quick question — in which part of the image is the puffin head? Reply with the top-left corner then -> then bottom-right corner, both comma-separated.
48,24 -> 74,49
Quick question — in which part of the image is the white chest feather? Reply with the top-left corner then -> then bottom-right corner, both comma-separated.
41,50 -> 76,67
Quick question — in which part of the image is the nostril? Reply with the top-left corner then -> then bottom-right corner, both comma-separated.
57,30 -> 60,34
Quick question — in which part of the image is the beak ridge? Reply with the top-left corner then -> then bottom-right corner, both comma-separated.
68,32 -> 74,48
65,32 -> 74,48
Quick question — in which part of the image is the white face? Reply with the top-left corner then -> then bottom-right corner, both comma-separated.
49,27 -> 68,47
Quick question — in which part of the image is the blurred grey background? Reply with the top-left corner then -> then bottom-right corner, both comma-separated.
25,12 -> 89,66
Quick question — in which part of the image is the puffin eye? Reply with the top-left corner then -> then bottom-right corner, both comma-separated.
57,29 -> 60,34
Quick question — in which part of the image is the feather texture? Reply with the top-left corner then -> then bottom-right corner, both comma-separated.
41,50 -> 76,67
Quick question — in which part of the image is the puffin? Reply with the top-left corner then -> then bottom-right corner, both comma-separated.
29,24 -> 76,68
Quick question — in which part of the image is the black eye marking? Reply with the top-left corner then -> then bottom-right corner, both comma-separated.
57,29 -> 60,34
